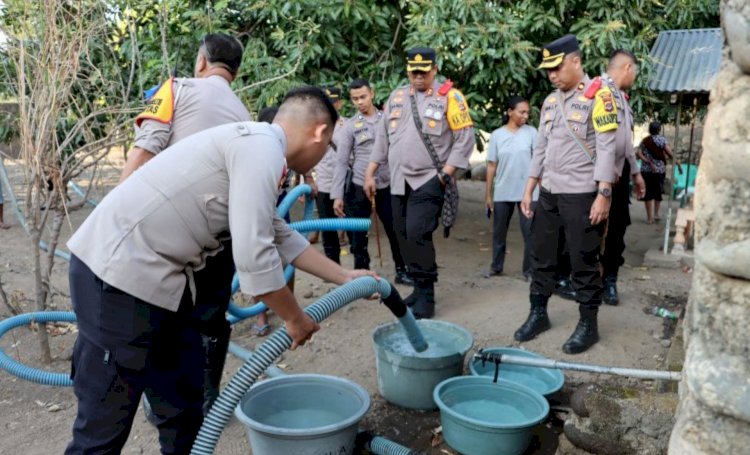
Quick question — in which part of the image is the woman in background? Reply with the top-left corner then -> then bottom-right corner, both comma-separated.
637,121 -> 674,224
484,96 -> 537,281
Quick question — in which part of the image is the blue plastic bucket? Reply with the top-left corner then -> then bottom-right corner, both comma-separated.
372,320 -> 474,410
434,376 -> 550,455
234,374 -> 370,455
469,347 -> 564,397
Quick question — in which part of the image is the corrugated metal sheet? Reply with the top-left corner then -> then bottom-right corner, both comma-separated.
648,28 -> 722,93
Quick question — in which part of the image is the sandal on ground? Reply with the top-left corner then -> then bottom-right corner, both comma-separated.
250,323 -> 271,337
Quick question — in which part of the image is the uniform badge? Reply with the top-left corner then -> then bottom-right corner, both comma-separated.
428,120 -> 437,128
548,96 -> 556,104
577,82 -> 585,91
360,134 -> 369,141
425,108 -> 434,118
433,111 -> 442,120
571,112 -> 582,121
389,120 -> 398,129
605,102 -> 613,112
578,96 -> 588,102
397,90 -> 404,96
395,97 -> 403,103
392,109 -> 401,118
545,112 -> 552,120
354,121 -> 364,128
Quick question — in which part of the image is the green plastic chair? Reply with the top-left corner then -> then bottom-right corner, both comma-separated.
673,164 -> 698,200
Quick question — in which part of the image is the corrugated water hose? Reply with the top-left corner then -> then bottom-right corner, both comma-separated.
190,277 -> 427,455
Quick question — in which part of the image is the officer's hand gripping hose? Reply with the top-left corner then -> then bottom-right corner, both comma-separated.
190,277 -> 427,455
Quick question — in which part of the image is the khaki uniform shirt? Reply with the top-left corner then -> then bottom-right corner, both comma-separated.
330,111 -> 390,200
314,117 -> 346,193
601,74 -> 639,178
68,122 -> 309,312
530,75 -> 618,193
134,75 -> 251,153
370,81 -> 476,195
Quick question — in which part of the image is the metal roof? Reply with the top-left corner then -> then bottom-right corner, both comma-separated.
648,28 -> 722,94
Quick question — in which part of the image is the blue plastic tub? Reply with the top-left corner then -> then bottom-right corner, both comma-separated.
469,347 -> 564,397
434,376 -> 550,455
372,320 -> 474,410
235,374 -> 370,455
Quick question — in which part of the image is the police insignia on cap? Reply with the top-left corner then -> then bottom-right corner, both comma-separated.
538,34 -> 580,69
415,54 -> 423,62
543,49 -> 550,57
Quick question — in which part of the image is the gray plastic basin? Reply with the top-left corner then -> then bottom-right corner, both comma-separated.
372,320 -> 474,410
434,376 -> 550,455
469,347 -> 565,396
234,374 -> 370,455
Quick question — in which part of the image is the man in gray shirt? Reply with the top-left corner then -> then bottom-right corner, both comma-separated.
515,35 -> 617,355
365,47 -> 475,319
64,87 -> 374,454
332,79 -> 411,285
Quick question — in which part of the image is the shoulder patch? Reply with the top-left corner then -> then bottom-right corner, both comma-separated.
135,78 -> 175,126
446,89 -> 473,131
591,86 -> 619,133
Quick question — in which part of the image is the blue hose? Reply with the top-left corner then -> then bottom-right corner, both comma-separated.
190,277 -> 427,455
0,158 -> 73,261
226,217 -> 371,319
68,181 -> 98,207
0,311 -> 75,386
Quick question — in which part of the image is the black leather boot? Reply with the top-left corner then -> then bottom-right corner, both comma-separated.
603,274 -> 619,306
412,280 -> 435,319
514,294 -> 551,342
395,267 -> 415,286
562,305 -> 600,354
403,286 -> 420,307
554,277 -> 577,301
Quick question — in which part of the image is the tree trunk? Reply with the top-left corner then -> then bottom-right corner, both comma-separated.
30,230 -> 52,364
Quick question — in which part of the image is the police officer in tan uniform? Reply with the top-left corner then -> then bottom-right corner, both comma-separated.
515,35 -> 617,354
365,47 -> 475,319
599,49 -> 646,305
116,33 -> 251,432
331,79 -> 411,284
309,86 -> 346,263
65,87 -> 371,454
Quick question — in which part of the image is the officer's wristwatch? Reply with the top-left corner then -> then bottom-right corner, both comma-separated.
597,188 -> 612,199
439,171 -> 452,185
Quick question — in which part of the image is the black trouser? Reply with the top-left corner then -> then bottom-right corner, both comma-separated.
66,255 -> 206,454
530,190 -> 606,306
601,162 -> 632,278
315,191 -> 340,264
391,176 -> 444,282
346,183 -> 405,271
491,201 -> 535,277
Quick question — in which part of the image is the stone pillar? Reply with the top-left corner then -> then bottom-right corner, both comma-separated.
669,2 -> 750,453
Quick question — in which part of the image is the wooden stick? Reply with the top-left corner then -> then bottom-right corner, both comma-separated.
371,196 -> 383,268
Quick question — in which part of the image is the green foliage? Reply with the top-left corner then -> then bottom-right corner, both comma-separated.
1,0 -> 720,148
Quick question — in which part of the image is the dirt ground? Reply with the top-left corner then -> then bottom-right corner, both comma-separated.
0,156 -> 691,454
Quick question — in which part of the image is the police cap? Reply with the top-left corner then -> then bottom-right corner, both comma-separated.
406,47 -> 436,72
538,34 -> 580,69
323,86 -> 342,101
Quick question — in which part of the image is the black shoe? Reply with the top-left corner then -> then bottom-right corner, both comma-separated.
514,294 -> 551,342
395,268 -> 415,286
482,269 -> 502,278
412,280 -> 435,319
554,277 -> 577,301
603,275 -> 619,306
562,306 -> 600,354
